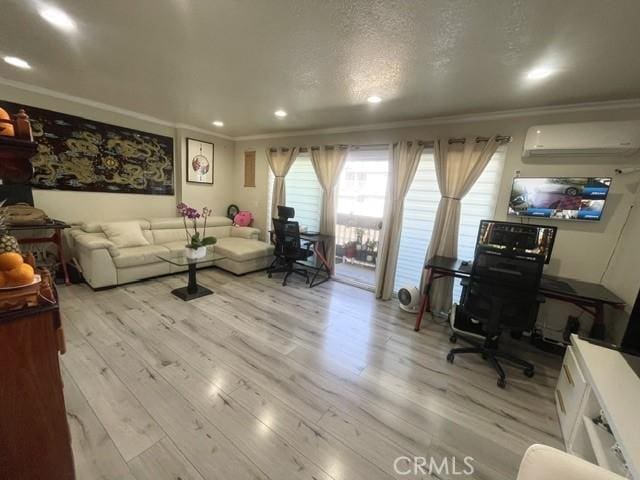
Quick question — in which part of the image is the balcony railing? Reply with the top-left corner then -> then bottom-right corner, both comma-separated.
335,213 -> 382,268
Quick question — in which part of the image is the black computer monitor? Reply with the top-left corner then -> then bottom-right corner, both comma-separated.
476,220 -> 557,264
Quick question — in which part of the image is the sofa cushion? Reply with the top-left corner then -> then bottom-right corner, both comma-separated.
153,226 -> 231,245
101,221 -> 150,248
161,240 -> 189,254
82,219 -> 150,233
149,216 -> 232,229
214,237 -> 274,262
112,245 -> 169,268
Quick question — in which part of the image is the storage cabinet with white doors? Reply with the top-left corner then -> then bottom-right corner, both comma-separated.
555,335 -> 640,479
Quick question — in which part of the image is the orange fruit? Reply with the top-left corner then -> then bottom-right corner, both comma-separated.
6,263 -> 34,286
0,271 -> 7,288
0,252 -> 23,271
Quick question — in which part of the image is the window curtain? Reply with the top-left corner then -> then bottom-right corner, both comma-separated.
420,136 -> 499,313
265,147 -> 299,221
375,141 -> 424,300
310,145 -> 349,274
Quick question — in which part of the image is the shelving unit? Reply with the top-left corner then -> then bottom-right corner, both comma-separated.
582,415 -> 628,476
557,335 -> 640,479
0,135 -> 37,184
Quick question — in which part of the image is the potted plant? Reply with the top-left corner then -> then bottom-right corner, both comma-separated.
365,239 -> 378,264
177,203 -> 217,259
344,240 -> 358,259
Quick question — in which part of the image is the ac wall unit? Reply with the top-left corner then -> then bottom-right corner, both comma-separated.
523,121 -> 640,157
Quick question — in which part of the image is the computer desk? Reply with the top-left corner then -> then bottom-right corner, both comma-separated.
299,232 -> 333,287
414,255 -> 626,340
268,230 -> 333,288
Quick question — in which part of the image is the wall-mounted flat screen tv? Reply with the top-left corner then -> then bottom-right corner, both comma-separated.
508,177 -> 612,221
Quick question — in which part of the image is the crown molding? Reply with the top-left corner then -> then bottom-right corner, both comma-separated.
0,77 -> 234,141
2,76 -> 639,143
233,98 -> 640,141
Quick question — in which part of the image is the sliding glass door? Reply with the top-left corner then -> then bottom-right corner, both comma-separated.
334,148 -> 389,288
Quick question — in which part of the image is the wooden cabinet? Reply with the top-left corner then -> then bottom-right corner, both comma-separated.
0,136 -> 36,184
0,302 -> 75,479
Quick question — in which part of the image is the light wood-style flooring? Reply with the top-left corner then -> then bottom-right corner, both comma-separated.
58,268 -> 563,480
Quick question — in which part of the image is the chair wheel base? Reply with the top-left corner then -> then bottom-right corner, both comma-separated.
449,335 -> 457,343
497,378 -> 506,388
446,352 -> 454,363
524,368 -> 535,378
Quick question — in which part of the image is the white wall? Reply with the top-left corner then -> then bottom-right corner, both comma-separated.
232,106 -> 640,340
602,186 -> 640,342
0,83 -> 234,223
176,128 -> 235,217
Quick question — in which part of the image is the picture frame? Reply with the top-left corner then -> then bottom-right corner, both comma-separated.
186,138 -> 214,184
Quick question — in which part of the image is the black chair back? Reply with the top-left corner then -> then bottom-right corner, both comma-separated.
277,205 -> 295,220
272,218 -> 301,256
463,246 -> 545,333
471,247 -> 544,292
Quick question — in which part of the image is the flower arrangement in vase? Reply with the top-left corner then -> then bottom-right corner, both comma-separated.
177,203 -> 217,259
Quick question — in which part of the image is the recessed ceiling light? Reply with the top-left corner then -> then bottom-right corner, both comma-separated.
274,110 -> 287,118
212,121 -> 224,127
526,67 -> 553,80
39,6 -> 76,31
367,95 -> 382,104
3,56 -> 31,69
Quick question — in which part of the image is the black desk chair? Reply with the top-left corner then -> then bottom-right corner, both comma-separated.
447,247 -> 545,388
268,218 -> 314,286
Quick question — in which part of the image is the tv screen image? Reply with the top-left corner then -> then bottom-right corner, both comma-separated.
508,177 -> 611,221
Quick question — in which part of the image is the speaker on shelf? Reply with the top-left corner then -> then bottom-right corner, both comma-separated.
621,288 -> 640,354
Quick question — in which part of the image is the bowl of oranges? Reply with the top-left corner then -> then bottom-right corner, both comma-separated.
0,252 -> 39,289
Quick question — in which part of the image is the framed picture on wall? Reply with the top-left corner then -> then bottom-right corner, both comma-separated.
186,138 -> 214,184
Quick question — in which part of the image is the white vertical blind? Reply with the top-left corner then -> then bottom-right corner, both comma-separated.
394,147 -> 507,297
276,153 -> 323,231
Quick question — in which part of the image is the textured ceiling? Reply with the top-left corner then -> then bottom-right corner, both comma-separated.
1,0 -> 639,136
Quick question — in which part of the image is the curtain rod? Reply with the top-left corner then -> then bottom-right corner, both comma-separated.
269,136 -> 512,152
416,135 -> 512,146
349,136 -> 512,149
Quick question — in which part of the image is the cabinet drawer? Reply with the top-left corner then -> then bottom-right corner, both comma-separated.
556,346 -> 588,443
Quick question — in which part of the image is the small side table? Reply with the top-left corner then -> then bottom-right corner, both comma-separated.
156,251 -> 226,301
8,220 -> 71,285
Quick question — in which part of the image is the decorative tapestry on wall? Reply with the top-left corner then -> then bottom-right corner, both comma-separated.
0,100 -> 175,195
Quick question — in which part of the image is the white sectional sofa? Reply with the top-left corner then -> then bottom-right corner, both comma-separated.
68,216 -> 274,289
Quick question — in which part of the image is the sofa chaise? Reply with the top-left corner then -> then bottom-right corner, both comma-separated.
68,216 -> 274,289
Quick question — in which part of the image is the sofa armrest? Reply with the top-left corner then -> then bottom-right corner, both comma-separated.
517,444 -> 625,480
230,226 -> 261,240
74,234 -> 120,257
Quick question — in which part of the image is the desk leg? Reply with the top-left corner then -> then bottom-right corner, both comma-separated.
53,229 -> 71,285
589,302 -> 606,340
414,268 -> 433,332
414,295 -> 429,331
309,240 -> 331,288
